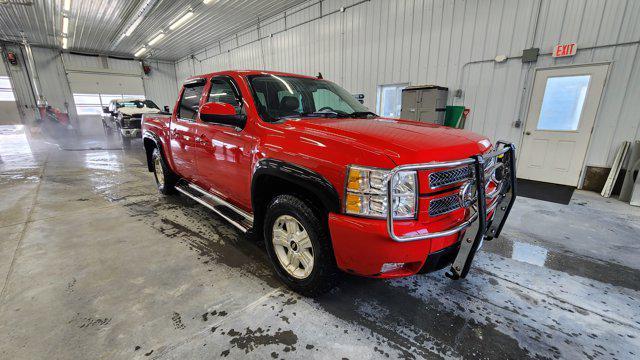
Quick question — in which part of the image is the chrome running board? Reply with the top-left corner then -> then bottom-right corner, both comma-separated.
175,180 -> 253,232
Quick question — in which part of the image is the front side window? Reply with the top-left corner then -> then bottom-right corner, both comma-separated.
248,75 -> 372,122
208,77 -> 242,113
178,83 -> 205,120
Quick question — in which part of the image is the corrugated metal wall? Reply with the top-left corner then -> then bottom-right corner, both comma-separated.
1,43 -> 37,124
4,46 -> 178,129
142,59 -> 180,111
31,47 -> 78,120
174,0 -> 640,170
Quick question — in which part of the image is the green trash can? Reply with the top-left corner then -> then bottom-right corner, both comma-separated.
444,106 -> 469,128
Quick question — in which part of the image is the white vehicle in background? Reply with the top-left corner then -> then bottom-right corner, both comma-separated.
102,98 -> 162,147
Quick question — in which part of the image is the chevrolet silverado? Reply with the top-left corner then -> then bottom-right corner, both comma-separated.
141,70 -> 516,296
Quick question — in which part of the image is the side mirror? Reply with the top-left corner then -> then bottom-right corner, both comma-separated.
102,106 -> 110,114
163,105 -> 170,113
199,102 -> 246,129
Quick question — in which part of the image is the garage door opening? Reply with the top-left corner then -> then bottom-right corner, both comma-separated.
0,75 -> 21,126
67,72 -> 144,136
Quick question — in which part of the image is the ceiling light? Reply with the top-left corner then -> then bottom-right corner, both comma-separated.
148,33 -> 165,46
134,47 -> 147,57
63,0 -> 71,12
62,37 -> 68,49
203,0 -> 217,4
169,11 -> 194,30
125,17 -> 142,36
62,17 -> 69,35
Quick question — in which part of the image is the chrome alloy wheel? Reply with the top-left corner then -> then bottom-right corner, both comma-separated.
153,155 -> 165,187
272,215 -> 314,279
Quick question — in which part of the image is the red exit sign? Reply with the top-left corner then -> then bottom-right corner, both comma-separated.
553,43 -> 577,58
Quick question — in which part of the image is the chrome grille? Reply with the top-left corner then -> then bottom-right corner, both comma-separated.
429,194 -> 461,217
429,166 -> 473,188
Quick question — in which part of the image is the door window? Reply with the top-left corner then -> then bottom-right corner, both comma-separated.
178,83 -> 205,120
376,83 -> 408,118
208,77 -> 242,113
536,75 -> 590,131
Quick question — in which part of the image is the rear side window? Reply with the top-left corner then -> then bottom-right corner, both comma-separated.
178,83 -> 205,120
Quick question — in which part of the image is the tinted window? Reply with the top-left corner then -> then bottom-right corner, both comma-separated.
208,78 -> 242,113
178,83 -> 205,120
249,75 -> 370,122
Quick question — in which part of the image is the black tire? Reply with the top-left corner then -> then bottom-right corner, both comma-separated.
121,134 -> 131,149
151,147 -> 177,195
263,194 -> 339,297
103,121 -> 113,137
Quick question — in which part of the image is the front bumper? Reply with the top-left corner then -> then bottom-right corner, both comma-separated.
328,141 -> 516,278
120,128 -> 142,138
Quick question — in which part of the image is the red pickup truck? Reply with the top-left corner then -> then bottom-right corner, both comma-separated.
142,70 -> 516,296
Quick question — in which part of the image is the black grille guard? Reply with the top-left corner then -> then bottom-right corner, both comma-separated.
385,141 -> 517,280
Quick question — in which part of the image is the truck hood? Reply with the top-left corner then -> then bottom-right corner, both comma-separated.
119,107 -> 161,116
283,117 -> 492,165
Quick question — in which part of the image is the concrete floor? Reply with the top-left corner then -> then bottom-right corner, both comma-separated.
1,124 -> 639,359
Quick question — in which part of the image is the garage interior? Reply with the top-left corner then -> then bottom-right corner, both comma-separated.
1,0 -> 639,359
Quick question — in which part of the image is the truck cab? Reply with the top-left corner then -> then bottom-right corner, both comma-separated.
141,70 -> 516,296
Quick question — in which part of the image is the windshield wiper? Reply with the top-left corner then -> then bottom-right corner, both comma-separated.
282,111 -> 347,118
348,111 -> 377,118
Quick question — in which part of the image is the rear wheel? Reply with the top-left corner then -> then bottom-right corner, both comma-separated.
264,194 -> 339,297
152,147 -> 176,195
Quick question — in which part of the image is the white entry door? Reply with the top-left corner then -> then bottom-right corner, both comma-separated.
518,64 -> 608,186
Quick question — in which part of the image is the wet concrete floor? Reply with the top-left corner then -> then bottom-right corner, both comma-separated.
1,125 -> 639,359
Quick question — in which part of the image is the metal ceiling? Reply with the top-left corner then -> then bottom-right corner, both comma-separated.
0,0 -> 307,61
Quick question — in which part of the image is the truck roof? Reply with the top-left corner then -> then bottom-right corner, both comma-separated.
185,70 -> 318,83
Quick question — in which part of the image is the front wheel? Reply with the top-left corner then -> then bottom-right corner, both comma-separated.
264,194 -> 339,297
121,133 -> 131,148
152,147 -> 176,195
102,121 -> 113,137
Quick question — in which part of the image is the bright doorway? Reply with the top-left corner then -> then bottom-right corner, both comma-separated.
518,64 -> 609,186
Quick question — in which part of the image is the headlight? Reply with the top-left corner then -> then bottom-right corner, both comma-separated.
344,166 -> 417,219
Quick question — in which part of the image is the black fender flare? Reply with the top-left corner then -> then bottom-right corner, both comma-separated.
142,131 -> 167,172
251,159 -> 341,214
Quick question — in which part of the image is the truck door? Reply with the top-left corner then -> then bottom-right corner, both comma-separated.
170,79 -> 205,181
193,75 -> 255,211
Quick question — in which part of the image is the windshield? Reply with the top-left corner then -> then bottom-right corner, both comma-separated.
116,100 -> 159,110
248,75 -> 374,122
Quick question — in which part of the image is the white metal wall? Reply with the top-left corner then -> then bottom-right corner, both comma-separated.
143,59 -> 180,111
1,43 -> 37,124
4,47 -> 178,129
31,47 -> 78,118
174,0 -> 640,170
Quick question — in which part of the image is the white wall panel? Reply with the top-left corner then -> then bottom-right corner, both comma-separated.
31,47 -> 77,119
2,44 -> 37,124
174,0 -> 640,171
142,59 -> 179,111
